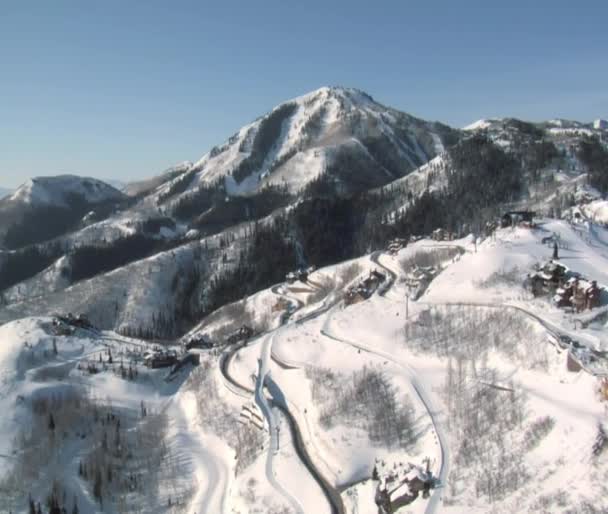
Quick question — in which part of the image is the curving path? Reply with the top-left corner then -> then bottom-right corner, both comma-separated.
255,334 -> 306,514
219,309 -> 346,513
173,391 -> 232,514
320,316 -> 449,514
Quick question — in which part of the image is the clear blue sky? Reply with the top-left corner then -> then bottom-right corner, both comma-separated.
1,1 -> 606,189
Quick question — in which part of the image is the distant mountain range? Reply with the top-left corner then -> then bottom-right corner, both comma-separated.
0,86 -> 606,338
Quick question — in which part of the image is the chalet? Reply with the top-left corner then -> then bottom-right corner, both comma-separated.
226,325 -> 254,345
553,277 -> 601,312
375,463 -> 434,512
182,333 -> 214,351
500,210 -> 536,228
144,349 -> 178,369
528,260 -> 568,296
344,270 -> 386,305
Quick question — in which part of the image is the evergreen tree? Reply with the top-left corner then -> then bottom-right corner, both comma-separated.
93,468 -> 103,504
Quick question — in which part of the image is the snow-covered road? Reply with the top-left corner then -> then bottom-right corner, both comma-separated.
320,314 -> 449,514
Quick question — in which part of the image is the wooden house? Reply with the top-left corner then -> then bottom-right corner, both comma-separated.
553,277 -> 601,312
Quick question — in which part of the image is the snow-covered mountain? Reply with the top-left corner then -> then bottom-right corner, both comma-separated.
155,86 -> 458,201
6,175 -> 124,207
0,175 -> 128,249
2,86 -> 608,513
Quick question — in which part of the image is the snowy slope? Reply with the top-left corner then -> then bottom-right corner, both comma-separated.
155,86 -> 458,202
2,218 -> 608,513
8,175 -> 124,207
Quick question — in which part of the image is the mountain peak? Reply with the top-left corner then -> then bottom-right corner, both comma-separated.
9,175 -> 124,206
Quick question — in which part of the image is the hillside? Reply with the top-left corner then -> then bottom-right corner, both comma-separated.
0,175 -> 127,250
1,88 -> 607,343
0,86 -> 607,510
1,217 -> 607,513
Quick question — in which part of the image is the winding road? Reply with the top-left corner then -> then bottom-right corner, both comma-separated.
320,318 -> 449,514
219,285 -> 347,514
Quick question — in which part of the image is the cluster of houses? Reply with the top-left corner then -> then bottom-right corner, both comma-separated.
52,313 -> 94,334
429,210 -> 536,242
554,277 -> 601,312
344,269 -> 386,305
181,324 -> 254,352
527,260 -> 602,312
373,460 -> 435,512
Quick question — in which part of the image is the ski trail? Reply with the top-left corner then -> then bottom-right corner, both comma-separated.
171,392 -> 232,514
